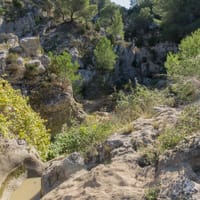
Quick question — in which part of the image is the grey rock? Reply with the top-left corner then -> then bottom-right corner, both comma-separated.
0,138 -> 45,190
41,152 -> 85,195
25,59 -> 45,76
20,37 -> 42,57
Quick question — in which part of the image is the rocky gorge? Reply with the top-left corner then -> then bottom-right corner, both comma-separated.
1,0 -> 200,200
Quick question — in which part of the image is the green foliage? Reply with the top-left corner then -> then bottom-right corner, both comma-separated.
158,104 -> 200,152
48,51 -> 81,93
107,9 -> 124,40
158,127 -> 184,152
167,80 -> 199,105
154,0 -> 200,41
99,4 -> 124,39
0,79 -> 50,159
166,29 -> 200,78
94,37 -> 117,71
48,120 -> 112,159
81,4 -> 98,25
128,0 -> 154,36
145,186 -> 160,200
115,84 -> 168,123
54,0 -> 94,22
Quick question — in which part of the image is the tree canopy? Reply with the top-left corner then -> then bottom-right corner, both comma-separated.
94,37 -> 117,71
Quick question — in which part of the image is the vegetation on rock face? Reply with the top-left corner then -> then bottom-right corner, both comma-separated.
49,84 -> 170,159
153,0 -> 200,41
165,29 -> 200,105
48,51 -> 81,93
94,37 -> 117,71
0,79 -> 50,159
99,3 -> 124,40
145,186 -> 160,200
48,118 -> 111,159
158,104 -> 200,152
166,29 -> 200,78
54,0 -> 97,23
48,51 -> 80,81
115,84 -> 170,123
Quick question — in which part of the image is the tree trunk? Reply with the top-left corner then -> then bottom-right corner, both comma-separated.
70,11 -> 74,22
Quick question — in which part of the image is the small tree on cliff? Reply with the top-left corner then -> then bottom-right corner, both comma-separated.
94,37 -> 117,71
55,0 -> 90,22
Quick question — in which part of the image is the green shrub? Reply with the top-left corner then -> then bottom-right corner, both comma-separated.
158,104 -> 200,151
94,37 -> 117,71
167,80 -> 199,105
115,84 -> 169,124
48,120 -> 112,159
158,127 -> 184,152
48,51 -> 80,81
145,187 -> 159,200
48,51 -> 81,93
166,29 -> 200,78
0,79 -> 50,159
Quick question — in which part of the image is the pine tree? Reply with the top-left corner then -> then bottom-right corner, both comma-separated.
54,0 -> 90,22
94,37 -> 117,71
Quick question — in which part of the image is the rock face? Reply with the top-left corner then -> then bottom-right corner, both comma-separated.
0,33 -> 85,134
156,134 -> 200,200
41,106 -> 180,200
114,42 -> 177,87
0,0 -> 49,37
20,37 -> 42,57
41,152 -> 85,195
0,137 -> 45,199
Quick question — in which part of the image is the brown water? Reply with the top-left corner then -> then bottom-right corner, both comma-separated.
10,178 -> 41,200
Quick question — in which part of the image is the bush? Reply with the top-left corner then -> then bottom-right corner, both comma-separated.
115,84 -> 169,124
48,51 -> 80,81
166,29 -> 200,78
167,80 -> 199,105
158,104 -> 200,152
48,119 -> 112,159
0,79 -> 50,159
48,51 -> 81,94
145,187 -> 160,200
94,37 -> 117,71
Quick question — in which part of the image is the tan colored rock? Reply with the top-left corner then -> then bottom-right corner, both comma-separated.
0,33 -> 19,48
20,37 -> 42,57
41,152 -> 85,195
30,83 -> 85,134
25,59 -> 46,78
156,134 -> 200,200
0,138 -> 45,199
42,139 -> 154,200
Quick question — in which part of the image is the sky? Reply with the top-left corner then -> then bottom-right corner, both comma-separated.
111,0 -> 130,8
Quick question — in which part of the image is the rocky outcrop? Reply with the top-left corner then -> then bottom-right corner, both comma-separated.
155,134 -> 200,200
20,37 -> 42,57
114,42 -> 177,87
41,153 -> 85,195
0,0 -> 50,37
0,33 -> 85,134
0,137 -> 45,199
41,106 -> 180,200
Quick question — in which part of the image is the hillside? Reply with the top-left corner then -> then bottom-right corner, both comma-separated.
1,0 -> 200,199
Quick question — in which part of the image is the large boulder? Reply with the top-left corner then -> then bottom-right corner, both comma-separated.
20,37 -> 42,57
0,138 -> 45,184
156,134 -> 200,200
0,34 -> 85,134
41,106 -> 180,200
0,137 -> 45,199
29,82 -> 85,134
41,152 -> 85,195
